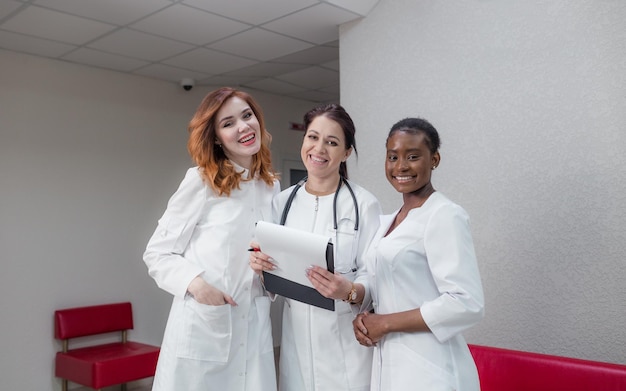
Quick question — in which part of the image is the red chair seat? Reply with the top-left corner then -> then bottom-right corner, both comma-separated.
55,341 -> 160,389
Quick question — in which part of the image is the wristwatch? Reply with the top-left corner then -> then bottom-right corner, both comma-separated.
344,283 -> 357,303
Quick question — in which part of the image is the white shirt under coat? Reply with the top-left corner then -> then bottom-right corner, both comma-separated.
366,191 -> 485,391
143,165 -> 280,391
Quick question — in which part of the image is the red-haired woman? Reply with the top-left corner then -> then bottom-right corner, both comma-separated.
144,87 -> 279,390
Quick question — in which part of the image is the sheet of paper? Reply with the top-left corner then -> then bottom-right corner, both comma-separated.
255,221 -> 331,288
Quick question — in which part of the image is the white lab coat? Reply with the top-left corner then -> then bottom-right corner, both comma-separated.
143,166 -> 280,391
273,180 -> 382,391
365,192 -> 485,391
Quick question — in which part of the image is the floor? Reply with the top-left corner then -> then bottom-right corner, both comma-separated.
71,381 -> 151,391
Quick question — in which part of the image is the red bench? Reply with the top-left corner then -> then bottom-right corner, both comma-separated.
469,344 -> 626,391
54,302 -> 160,391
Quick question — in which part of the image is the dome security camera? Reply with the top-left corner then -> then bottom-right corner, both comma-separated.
180,78 -> 195,91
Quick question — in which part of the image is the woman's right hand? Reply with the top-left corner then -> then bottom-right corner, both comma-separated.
248,241 -> 276,276
187,276 -> 237,306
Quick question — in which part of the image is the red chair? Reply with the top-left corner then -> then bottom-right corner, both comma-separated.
54,302 -> 160,391
469,344 -> 626,391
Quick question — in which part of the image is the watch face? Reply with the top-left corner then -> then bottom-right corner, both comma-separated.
349,290 -> 357,301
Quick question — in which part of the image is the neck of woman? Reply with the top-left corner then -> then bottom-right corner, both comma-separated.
402,183 -> 436,211
305,174 -> 341,196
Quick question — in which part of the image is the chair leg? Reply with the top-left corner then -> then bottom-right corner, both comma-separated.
121,384 -> 128,391
62,379 -> 68,391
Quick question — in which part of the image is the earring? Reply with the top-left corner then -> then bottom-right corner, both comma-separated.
432,166 -> 436,170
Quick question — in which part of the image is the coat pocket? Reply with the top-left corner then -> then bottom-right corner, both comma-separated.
176,298 -> 232,362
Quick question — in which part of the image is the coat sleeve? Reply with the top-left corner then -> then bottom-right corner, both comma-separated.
419,203 -> 485,342
353,189 -> 382,312
143,167 -> 207,298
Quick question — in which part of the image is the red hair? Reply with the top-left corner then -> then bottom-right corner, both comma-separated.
187,87 -> 277,196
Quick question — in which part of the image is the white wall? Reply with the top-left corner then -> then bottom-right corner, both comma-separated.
0,49 -> 313,390
341,0 -> 626,364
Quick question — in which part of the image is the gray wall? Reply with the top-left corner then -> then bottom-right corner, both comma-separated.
0,49 -> 313,390
341,0 -> 626,364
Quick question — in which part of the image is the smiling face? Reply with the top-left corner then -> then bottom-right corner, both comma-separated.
214,96 -> 261,169
385,130 -> 440,196
301,115 -> 352,182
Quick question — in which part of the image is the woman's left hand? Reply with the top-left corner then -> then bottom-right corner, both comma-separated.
306,265 -> 352,300
353,312 -> 374,346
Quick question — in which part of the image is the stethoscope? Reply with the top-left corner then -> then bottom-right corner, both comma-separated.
280,175 -> 360,274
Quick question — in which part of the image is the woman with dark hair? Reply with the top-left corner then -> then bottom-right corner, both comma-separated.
144,87 -> 279,390
251,104 -> 382,391
353,117 -> 485,390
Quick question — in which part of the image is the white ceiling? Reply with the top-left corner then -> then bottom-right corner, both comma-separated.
0,0 -> 379,103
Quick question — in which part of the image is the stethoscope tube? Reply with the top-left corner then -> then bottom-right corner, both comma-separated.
280,176 -> 359,231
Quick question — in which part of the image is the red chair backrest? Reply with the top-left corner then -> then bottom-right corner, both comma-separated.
55,302 -> 134,340
469,344 -> 626,391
